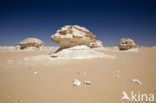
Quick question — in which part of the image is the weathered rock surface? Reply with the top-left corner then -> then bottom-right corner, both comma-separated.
50,25 -> 103,48
118,38 -> 137,50
19,38 -> 44,49
89,40 -> 103,48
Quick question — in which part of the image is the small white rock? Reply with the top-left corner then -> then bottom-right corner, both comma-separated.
131,79 -> 142,85
34,72 -> 38,75
73,79 -> 81,86
84,80 -> 91,85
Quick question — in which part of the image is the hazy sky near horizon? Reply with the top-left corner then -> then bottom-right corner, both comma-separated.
0,0 -> 156,46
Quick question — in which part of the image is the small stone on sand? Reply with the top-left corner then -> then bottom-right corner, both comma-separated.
84,81 -> 92,85
34,72 -> 38,75
131,79 -> 142,85
73,79 -> 81,86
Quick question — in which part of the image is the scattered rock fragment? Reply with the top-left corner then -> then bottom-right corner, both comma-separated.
131,79 -> 142,85
34,72 -> 38,75
84,80 -> 92,85
73,79 -> 81,86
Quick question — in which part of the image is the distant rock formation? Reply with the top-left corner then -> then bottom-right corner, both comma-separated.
118,38 -> 137,50
18,38 -> 44,49
50,25 -> 103,48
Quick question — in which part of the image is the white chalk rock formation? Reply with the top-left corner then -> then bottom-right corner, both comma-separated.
118,38 -> 137,50
49,45 -> 116,59
50,25 -> 103,48
19,38 -> 44,49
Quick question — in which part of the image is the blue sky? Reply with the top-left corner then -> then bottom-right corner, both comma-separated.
0,0 -> 156,46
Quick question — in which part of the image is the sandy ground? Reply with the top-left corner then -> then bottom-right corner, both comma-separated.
0,47 -> 156,103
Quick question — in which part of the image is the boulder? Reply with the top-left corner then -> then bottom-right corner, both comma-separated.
118,38 -> 137,50
19,38 -> 44,49
50,25 -> 103,48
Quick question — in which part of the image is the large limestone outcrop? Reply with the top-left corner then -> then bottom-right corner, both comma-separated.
19,38 -> 44,49
50,25 -> 103,48
118,38 -> 137,50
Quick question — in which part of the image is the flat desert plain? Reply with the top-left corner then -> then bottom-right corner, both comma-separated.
0,47 -> 156,103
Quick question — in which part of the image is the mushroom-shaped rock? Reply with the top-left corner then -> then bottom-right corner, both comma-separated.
50,25 -> 102,48
118,38 -> 137,50
19,38 -> 44,49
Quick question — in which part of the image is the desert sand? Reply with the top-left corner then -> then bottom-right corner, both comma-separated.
0,47 -> 156,103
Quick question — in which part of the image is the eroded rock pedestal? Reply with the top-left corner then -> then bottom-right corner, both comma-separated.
48,25 -> 116,59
